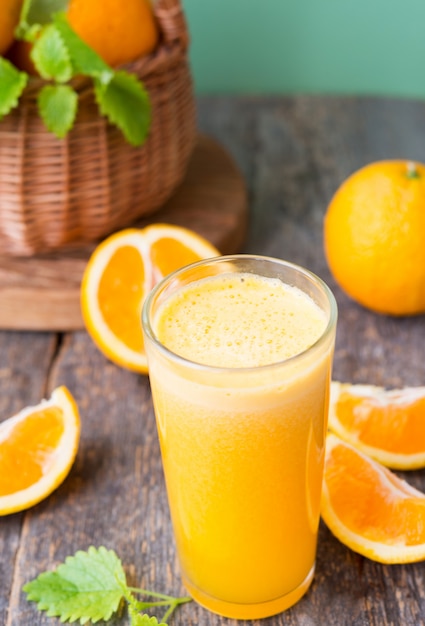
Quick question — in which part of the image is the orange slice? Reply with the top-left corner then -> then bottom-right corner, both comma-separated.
328,381 -> 425,470
80,224 -> 220,373
143,223 -> 220,282
321,433 -> 425,564
0,387 -> 80,516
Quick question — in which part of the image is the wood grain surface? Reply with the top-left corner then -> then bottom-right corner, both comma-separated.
0,134 -> 247,330
1,96 -> 425,626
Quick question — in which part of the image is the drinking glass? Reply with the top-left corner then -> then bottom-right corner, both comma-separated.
142,255 -> 337,619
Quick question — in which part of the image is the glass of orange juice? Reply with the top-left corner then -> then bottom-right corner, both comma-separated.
142,255 -> 337,620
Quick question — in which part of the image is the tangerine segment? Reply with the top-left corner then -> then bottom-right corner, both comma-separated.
81,229 -> 152,373
329,381 -> 425,470
0,387 -> 80,516
321,434 -> 425,564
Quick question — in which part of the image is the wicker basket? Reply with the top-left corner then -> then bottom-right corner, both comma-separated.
0,0 -> 196,257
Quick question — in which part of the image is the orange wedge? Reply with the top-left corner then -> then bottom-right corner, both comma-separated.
0,386 -> 80,516
321,433 -> 425,564
80,224 -> 220,373
328,381 -> 425,470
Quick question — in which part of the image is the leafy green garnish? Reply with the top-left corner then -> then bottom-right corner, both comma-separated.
94,71 -> 151,147
32,23 -> 73,82
23,546 -> 191,625
0,0 -> 151,145
129,611 -> 167,626
15,0 -> 67,41
26,0 -> 68,27
0,58 -> 28,118
24,547 -> 125,623
52,12 -> 113,84
38,83 -> 78,137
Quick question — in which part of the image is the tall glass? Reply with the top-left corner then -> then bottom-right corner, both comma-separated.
142,255 -> 337,620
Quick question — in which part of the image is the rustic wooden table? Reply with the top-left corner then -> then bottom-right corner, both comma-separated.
2,96 -> 425,626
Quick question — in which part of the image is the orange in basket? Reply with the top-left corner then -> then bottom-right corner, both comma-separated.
80,224 -> 220,373
0,0 -> 22,55
0,0 -> 196,257
67,0 -> 159,67
321,433 -> 425,564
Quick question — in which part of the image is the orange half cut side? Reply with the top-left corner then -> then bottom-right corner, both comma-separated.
81,229 -> 152,373
143,223 -> 220,282
81,225 -> 220,373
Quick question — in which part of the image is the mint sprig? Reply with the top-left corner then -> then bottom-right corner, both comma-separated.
23,546 -> 191,625
0,1 -> 151,145
32,23 -> 73,82
27,0 -> 68,26
95,71 -> 151,146
38,83 -> 78,137
0,58 -> 28,117
52,12 -> 113,84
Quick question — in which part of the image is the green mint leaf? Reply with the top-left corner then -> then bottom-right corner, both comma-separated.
0,58 -> 28,118
18,0 -> 32,24
23,546 -> 126,624
125,590 -> 167,625
94,71 -> 151,147
15,0 -> 35,39
130,610 -> 167,626
32,24 -> 73,82
27,0 -> 68,24
38,83 -> 78,138
53,12 -> 113,84
16,0 -> 66,40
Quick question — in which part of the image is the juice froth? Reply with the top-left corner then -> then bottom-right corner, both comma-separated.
154,273 -> 327,367
146,267 -> 335,619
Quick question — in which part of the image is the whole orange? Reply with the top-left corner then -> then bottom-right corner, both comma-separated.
67,0 -> 159,67
324,160 -> 425,316
0,0 -> 23,56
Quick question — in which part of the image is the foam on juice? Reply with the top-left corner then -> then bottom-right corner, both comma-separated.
154,272 -> 327,368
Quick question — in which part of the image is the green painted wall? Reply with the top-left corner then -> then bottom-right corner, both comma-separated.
182,0 -> 425,98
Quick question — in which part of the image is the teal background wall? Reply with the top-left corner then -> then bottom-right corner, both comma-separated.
182,0 -> 425,98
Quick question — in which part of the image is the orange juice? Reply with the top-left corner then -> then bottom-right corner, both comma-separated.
143,256 -> 337,619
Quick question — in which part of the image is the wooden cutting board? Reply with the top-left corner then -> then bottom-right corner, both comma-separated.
0,135 -> 248,331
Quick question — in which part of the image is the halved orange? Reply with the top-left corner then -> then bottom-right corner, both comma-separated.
143,223 -> 220,282
80,224 -> 220,373
328,381 -> 425,470
321,433 -> 425,564
0,386 -> 80,516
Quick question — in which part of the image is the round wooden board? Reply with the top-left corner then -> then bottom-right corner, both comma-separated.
0,135 -> 248,331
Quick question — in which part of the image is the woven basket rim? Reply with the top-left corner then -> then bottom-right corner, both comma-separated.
20,0 -> 189,99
